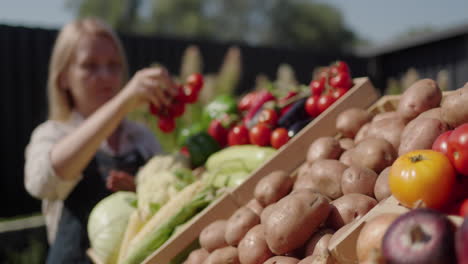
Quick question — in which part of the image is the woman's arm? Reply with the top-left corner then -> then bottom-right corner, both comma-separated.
51,67 -> 176,181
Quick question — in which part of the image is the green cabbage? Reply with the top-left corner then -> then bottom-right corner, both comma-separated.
88,191 -> 136,264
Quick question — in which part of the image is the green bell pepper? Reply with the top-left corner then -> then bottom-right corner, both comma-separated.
185,132 -> 221,168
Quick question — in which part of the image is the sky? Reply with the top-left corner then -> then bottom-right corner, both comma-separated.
1,0 -> 468,46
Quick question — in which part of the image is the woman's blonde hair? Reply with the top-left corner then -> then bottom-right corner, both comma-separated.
47,17 -> 128,121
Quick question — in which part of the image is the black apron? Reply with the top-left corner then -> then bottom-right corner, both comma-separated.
46,149 -> 145,264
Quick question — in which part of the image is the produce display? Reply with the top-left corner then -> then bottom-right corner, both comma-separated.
171,79 -> 468,264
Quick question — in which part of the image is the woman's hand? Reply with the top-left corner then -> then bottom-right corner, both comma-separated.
106,169 -> 136,192
118,66 -> 178,112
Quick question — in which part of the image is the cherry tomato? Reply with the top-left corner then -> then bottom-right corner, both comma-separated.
305,95 -> 320,117
447,124 -> 468,176
249,123 -> 272,146
309,77 -> 326,96
186,73 -> 203,92
175,84 -> 188,103
331,87 -> 348,100
149,103 -> 159,116
329,71 -> 353,90
183,84 -> 199,104
432,130 -> 452,156
389,150 -> 456,209
258,109 -> 279,128
168,100 -> 186,118
271,127 -> 290,149
335,61 -> 350,74
158,116 -> 176,133
208,119 -> 229,147
228,124 -> 250,146
317,94 -> 335,114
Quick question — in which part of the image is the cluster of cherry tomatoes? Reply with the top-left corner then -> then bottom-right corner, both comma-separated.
305,61 -> 353,117
149,73 -> 204,133
208,108 -> 291,150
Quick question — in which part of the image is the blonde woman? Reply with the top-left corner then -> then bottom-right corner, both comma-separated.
24,18 -> 175,263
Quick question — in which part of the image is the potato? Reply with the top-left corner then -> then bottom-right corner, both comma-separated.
254,170 -> 293,206
348,138 -> 396,173
260,203 -> 276,225
184,248 -> 209,264
339,138 -> 355,151
398,117 -> 449,156
293,159 -> 348,199
225,206 -> 260,246
298,253 -> 336,264
374,167 -> 391,202
416,107 -> 443,121
199,220 -> 228,252
326,193 -> 377,230
264,256 -> 300,264
306,137 -> 343,163
397,78 -> 442,121
264,189 -> 331,255
354,122 -> 371,143
338,149 -> 354,167
238,224 -> 273,264
304,228 -> 334,257
366,117 -> 407,150
336,108 -> 372,138
371,111 -> 402,123
203,246 -> 239,264
341,166 -> 378,197
356,213 -> 399,263
441,82 -> 468,127
245,199 -> 264,216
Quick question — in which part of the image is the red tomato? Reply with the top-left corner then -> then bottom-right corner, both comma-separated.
460,199 -> 468,217
305,95 -> 320,117
447,124 -> 468,176
329,71 -> 353,90
335,61 -> 350,74
228,124 -> 250,146
317,95 -> 335,114
175,84 -> 188,103
183,84 -> 199,104
158,116 -> 176,133
331,87 -> 348,100
249,123 -> 272,146
309,77 -> 326,96
432,130 -> 452,156
149,103 -> 159,116
258,109 -> 279,128
186,73 -> 203,92
208,119 -> 229,147
168,100 -> 186,118
271,127 -> 290,149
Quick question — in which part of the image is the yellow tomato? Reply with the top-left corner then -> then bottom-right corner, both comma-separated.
389,149 -> 456,209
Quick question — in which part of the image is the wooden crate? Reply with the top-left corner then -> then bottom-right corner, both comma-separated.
327,90 -> 459,264
141,77 -> 380,263
328,196 -> 464,264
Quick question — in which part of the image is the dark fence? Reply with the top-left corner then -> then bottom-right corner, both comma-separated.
359,24 -> 468,91
0,24 -> 364,217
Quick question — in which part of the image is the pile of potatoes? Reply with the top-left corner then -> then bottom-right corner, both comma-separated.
183,79 -> 468,264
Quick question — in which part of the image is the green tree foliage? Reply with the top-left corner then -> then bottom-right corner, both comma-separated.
66,0 -> 356,51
